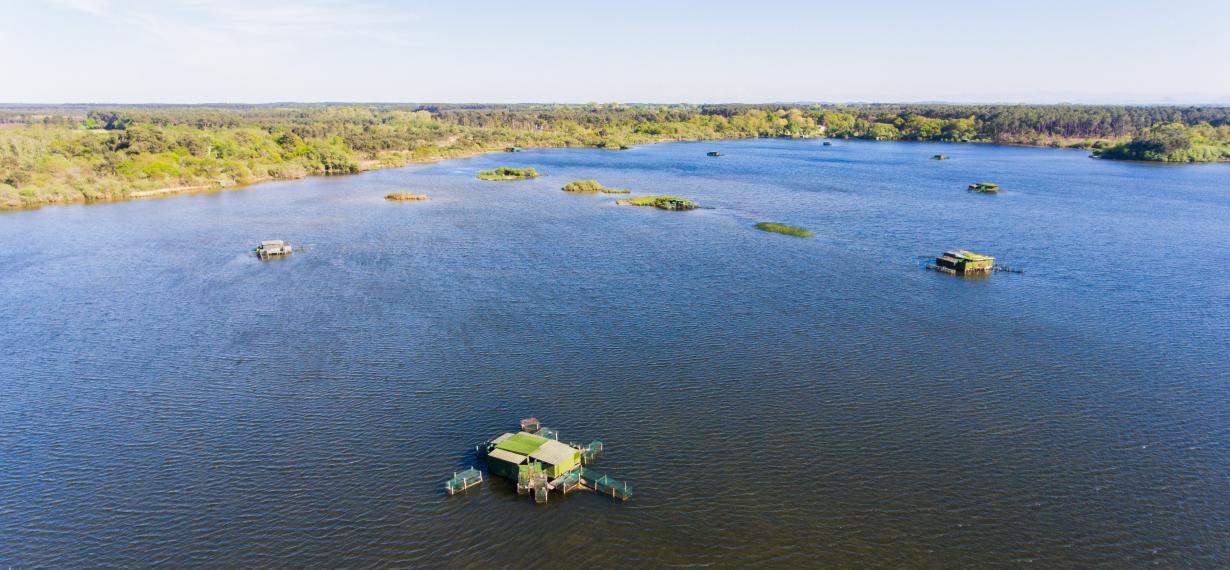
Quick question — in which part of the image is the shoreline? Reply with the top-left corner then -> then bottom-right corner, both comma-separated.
3,137 -> 1220,213
0,145 -> 509,213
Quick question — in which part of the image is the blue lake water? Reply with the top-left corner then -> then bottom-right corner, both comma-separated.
2,139 -> 1229,567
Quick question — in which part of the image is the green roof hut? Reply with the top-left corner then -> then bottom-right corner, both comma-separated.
931,250 -> 995,275
483,431 -> 583,480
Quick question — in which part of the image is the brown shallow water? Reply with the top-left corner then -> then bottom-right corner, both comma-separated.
2,139 -> 1229,567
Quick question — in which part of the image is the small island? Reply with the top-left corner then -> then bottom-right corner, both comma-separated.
968,182 -> 1000,193
477,167 -> 540,181
754,222 -> 814,238
616,196 -> 699,211
385,192 -> 428,201
561,180 -> 631,194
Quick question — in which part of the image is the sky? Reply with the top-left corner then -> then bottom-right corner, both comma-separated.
2,0 -> 1228,104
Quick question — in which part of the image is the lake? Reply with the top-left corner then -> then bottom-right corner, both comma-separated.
2,139 -> 1228,567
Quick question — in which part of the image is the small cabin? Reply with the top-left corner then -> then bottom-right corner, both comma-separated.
456,418 -> 632,504
932,250 -> 995,274
255,240 -> 292,259
483,431 -> 583,480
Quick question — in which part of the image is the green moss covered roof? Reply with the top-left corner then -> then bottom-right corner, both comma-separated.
494,432 -> 547,456
953,250 -> 993,261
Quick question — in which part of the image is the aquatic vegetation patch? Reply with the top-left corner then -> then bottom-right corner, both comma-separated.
385,192 -> 428,201
561,180 -> 631,194
755,222 -> 814,238
477,167 -> 540,181
615,195 -> 699,211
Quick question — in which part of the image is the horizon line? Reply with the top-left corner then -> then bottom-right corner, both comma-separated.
3,100 -> 1230,108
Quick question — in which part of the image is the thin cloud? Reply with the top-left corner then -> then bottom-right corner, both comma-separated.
52,0 -> 417,49
173,0 -> 417,39
48,0 -> 111,15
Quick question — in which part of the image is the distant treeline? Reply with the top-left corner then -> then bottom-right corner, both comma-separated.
702,104 -> 1230,143
2,103 -> 1228,209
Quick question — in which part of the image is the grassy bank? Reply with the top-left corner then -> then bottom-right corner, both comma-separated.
561,180 -> 630,194
0,131 -> 509,210
0,105 -> 822,210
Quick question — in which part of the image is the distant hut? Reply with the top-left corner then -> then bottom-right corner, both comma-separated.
255,240 -> 292,259
930,250 -> 995,275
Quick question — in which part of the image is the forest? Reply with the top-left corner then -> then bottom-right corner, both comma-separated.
1092,122 -> 1230,162
2,103 -> 1228,209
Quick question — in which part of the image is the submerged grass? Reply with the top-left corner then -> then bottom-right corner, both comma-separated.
385,192 -> 428,201
755,222 -> 814,237
561,180 -> 631,194
477,167 -> 540,181
615,195 -> 699,210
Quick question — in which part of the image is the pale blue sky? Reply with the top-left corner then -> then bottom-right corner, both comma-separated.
3,0 -> 1228,104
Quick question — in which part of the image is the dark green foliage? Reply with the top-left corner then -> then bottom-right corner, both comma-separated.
616,195 -> 698,210
1096,122 -> 1230,162
703,103 -> 1230,145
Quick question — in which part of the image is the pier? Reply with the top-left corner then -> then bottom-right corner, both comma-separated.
579,467 -> 633,501
445,467 -> 483,495
579,440 -> 603,463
